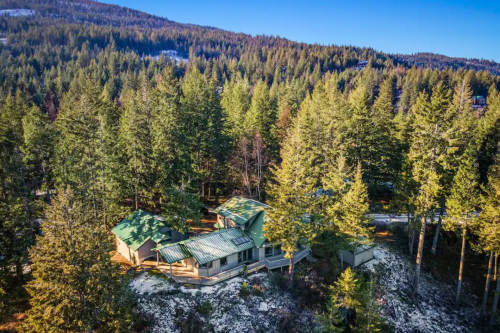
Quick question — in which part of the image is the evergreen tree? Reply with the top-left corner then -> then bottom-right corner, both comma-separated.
443,148 -> 479,306
244,80 -> 278,155
265,113 -> 320,278
354,277 -> 386,333
180,66 -> 212,189
161,184 -> 203,233
479,157 -> 500,332
21,188 -> 135,332
151,66 -> 184,188
318,293 -> 344,333
331,267 -> 361,327
119,74 -> 156,209
22,106 -> 55,203
409,86 -> 447,297
221,73 -> 251,140
328,162 -> 373,242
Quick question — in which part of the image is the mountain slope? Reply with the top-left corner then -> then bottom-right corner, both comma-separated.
0,0 -> 499,75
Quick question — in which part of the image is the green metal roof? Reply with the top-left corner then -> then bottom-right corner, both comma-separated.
213,196 -> 268,225
245,212 -> 266,248
185,228 -> 255,265
159,243 -> 192,264
111,210 -> 168,251
158,228 -> 255,265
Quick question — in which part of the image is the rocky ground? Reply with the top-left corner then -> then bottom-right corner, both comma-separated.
130,242 -> 498,333
130,271 -> 317,333
362,244 -> 490,333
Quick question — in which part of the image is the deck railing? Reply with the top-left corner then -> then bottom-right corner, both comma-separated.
166,248 -> 311,286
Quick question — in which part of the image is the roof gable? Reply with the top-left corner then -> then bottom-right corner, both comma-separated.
111,210 -> 168,251
245,211 -> 266,248
213,196 -> 268,225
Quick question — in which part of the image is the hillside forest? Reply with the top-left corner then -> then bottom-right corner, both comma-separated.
1,0 -> 500,332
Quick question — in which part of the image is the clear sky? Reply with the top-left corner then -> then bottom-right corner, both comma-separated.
99,0 -> 500,62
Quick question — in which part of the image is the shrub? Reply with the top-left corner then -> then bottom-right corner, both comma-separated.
196,300 -> 212,315
240,281 -> 251,297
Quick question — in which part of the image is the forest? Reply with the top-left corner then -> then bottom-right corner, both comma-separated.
1,0 -> 500,332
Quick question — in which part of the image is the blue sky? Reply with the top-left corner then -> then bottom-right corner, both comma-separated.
100,0 -> 500,61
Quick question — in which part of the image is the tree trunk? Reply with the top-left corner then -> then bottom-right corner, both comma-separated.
456,227 -> 467,307
288,255 -> 294,289
480,252 -> 494,322
494,253 -> 498,282
341,251 -> 344,270
413,214 -> 427,298
487,263 -> 500,333
431,202 -> 445,255
214,160 -> 219,205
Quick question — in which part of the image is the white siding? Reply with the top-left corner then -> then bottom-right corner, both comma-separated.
354,248 -> 374,267
341,250 -> 355,267
340,248 -> 374,267
116,236 -> 132,262
136,239 -> 157,263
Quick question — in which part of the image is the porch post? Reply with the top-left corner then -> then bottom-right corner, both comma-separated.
156,251 -> 159,266
170,263 -> 173,278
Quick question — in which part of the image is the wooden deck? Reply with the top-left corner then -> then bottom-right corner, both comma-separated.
113,247 -> 311,286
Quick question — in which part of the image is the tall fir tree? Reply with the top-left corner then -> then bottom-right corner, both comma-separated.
21,188 -> 135,332
265,113 -> 320,278
443,148 -> 479,306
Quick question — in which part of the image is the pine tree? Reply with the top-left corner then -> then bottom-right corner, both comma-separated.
180,66 -> 212,190
354,277 -> 385,333
328,162 -> 373,242
244,80 -> 278,155
0,94 -> 36,282
409,85 -> 450,297
443,148 -> 479,306
330,267 -> 361,327
265,113 -> 320,278
318,294 -> 344,333
221,73 -> 251,140
161,183 -> 203,233
22,106 -> 55,203
119,74 -> 156,209
332,267 -> 361,310
21,188 -> 135,332
56,78 -> 126,227
479,157 -> 500,332
151,66 -> 183,188
205,77 -> 230,203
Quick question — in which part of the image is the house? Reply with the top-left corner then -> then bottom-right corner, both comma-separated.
156,197 -> 311,284
111,210 -> 188,265
472,95 -> 487,109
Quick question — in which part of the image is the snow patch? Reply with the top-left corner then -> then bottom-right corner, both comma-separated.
147,50 -> 189,63
0,9 -> 35,17
130,271 -> 316,333
361,245 -> 480,333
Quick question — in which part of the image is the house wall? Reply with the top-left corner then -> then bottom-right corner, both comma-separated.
340,250 -> 355,267
135,239 -> 157,264
354,248 -> 374,267
340,248 -> 374,267
116,236 -> 132,262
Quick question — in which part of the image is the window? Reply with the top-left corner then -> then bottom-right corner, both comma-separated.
220,256 -> 228,267
197,261 -> 213,269
238,251 -> 243,263
265,245 -> 282,257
